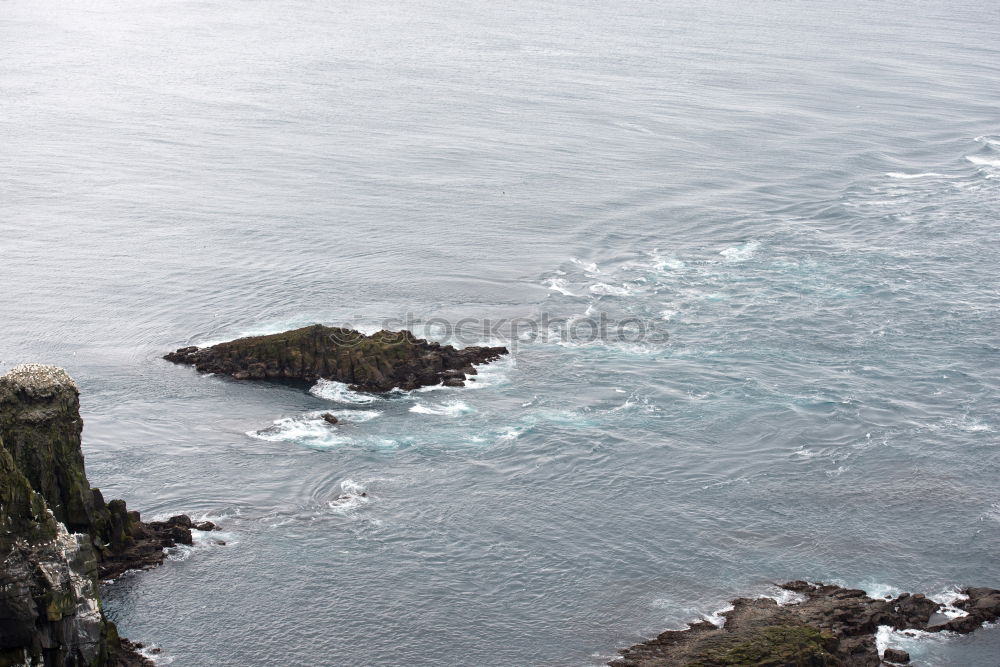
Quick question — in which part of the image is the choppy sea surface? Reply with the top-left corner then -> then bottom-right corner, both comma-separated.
2,1 -> 1000,664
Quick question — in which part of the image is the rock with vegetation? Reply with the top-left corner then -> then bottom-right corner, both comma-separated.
0,364 -> 214,665
163,324 -> 508,392
610,581 -> 1000,666
1,427 -> 149,666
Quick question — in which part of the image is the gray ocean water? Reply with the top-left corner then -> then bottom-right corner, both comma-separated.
3,0 -> 1000,664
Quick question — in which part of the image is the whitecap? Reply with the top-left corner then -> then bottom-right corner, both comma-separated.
719,240 -> 761,262
409,400 -> 475,417
660,308 -> 678,321
310,379 -> 379,404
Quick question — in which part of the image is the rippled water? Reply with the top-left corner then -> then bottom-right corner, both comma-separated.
2,1 -> 1000,665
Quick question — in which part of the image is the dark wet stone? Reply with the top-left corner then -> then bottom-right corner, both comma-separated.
164,324 -> 507,392
610,581 -> 1000,667
883,647 -> 910,664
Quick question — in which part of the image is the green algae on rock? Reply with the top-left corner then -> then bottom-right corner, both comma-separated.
163,324 -> 508,392
0,364 -> 215,666
610,581 -> 1000,667
1,431 -> 148,667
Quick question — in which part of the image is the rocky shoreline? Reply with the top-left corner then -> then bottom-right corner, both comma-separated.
611,581 -> 1000,666
0,364 -> 216,666
163,324 -> 508,392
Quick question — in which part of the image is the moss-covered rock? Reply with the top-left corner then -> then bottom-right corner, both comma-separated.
1,431 -> 149,667
0,365 -> 97,534
682,625 -> 839,666
164,324 -> 508,392
0,365 -> 165,666
611,581 -> 1000,667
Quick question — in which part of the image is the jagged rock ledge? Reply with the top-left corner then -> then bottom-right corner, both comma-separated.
163,324 -> 508,392
0,364 -> 216,666
611,581 -> 1000,666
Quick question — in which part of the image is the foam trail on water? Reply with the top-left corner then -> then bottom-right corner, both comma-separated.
570,257 -> 600,274
719,240 -> 761,262
966,155 -> 1000,167
885,172 -> 949,179
543,277 -> 577,296
589,282 -> 633,296
409,400 -> 475,416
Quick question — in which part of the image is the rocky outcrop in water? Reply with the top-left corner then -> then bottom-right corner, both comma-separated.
611,581 -> 1000,666
0,364 -> 213,665
163,324 -> 507,392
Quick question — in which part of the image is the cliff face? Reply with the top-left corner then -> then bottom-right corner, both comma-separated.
164,324 -> 508,391
0,366 -> 96,535
0,365 -> 148,667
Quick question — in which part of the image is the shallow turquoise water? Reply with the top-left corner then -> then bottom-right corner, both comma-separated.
2,0 -> 999,664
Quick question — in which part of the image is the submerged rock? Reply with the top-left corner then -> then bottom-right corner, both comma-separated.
0,364 -> 213,665
610,581 -> 1000,666
163,324 -> 507,392
322,412 -> 339,425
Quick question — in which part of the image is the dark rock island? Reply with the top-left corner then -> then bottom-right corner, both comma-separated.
611,581 -> 1000,666
0,364 -> 216,666
164,324 -> 508,392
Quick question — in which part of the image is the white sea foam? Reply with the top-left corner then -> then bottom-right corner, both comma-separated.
570,257 -> 600,274
640,249 -> 686,272
588,282 -> 633,296
191,526 -> 238,548
249,417 -> 351,448
310,379 -> 379,404
966,155 -> 1000,167
975,135 -> 1000,148
409,400 -> 475,416
138,645 -> 174,665
875,624 -> 959,662
930,589 -> 970,620
758,587 -> 807,606
660,308 -> 678,321
885,172 -> 948,179
496,426 -> 525,442
719,240 -> 761,262
306,409 -> 382,423
702,604 -> 735,628
861,581 -> 904,600
543,277 -> 577,296
328,479 -> 371,513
